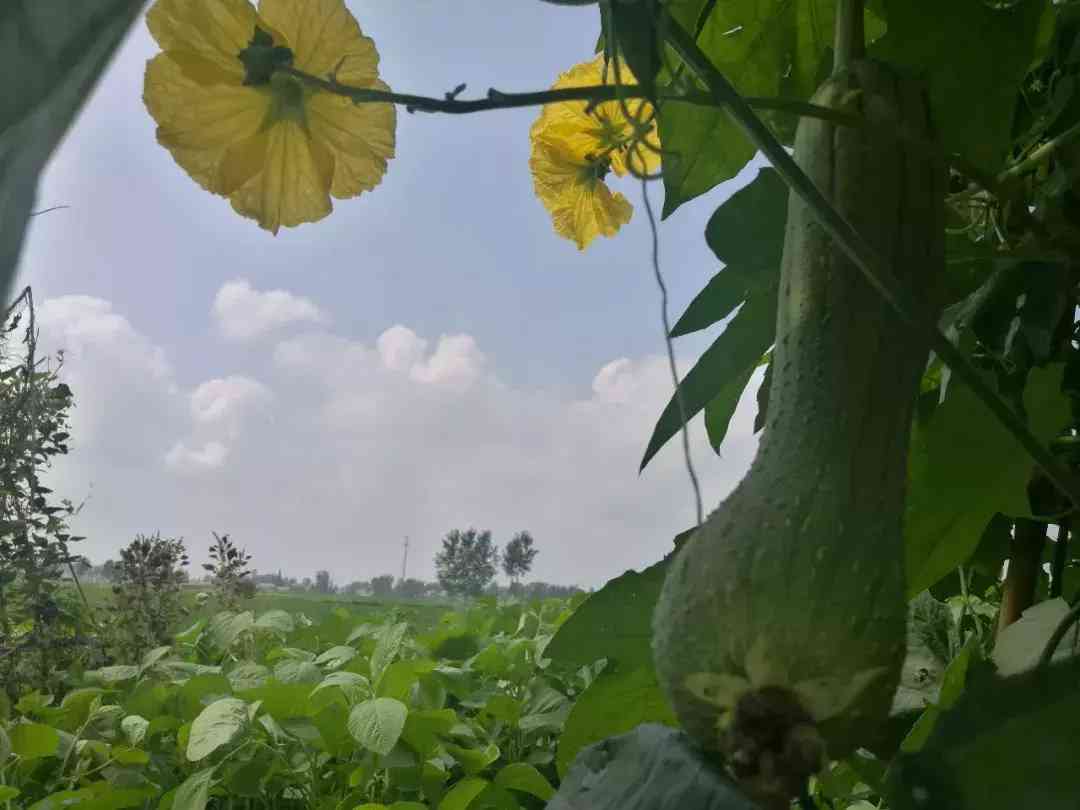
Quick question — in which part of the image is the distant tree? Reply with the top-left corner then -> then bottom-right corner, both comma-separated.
108,534 -> 189,659
370,574 -> 395,597
435,528 -> 499,598
343,579 -> 370,595
502,530 -> 538,586
315,569 -> 335,594
301,576 -> 313,590
202,532 -> 254,609
99,559 -> 120,583
524,581 -> 587,600
394,578 -> 426,599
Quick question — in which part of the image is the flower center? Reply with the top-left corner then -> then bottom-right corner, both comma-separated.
580,153 -> 612,185
267,73 -> 309,126
589,114 -> 629,151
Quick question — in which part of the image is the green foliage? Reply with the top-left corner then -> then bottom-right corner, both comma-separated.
106,533 -> 189,661
0,598 -> 578,808
640,168 -> 787,469
502,531 -> 539,585
202,533 -> 254,610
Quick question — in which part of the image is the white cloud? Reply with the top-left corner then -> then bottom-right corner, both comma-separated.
35,295 -> 761,587
165,440 -> 229,473
212,279 -> 327,341
190,376 -> 273,435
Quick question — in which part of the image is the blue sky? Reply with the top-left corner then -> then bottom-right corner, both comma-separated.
16,2 -> 765,588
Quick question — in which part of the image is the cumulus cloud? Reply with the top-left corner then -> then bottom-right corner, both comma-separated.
189,376 -> 273,436
165,440 -> 229,473
212,279 -> 327,341
36,295 -> 761,587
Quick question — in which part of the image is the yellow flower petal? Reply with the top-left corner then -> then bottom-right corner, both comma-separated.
307,77 -> 396,199
530,137 -> 633,251
258,0 -> 380,84
533,54 -> 661,178
144,53 -> 272,194
229,119 -> 335,234
146,0 -> 261,83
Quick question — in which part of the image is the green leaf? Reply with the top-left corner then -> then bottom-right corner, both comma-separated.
27,783 -> 157,810
186,697 -> 248,761
552,724 -> 758,809
176,674 -> 233,722
121,714 -> 150,747
253,609 -> 294,634
641,290 -> 776,470
0,0 -> 145,301
992,597 -> 1080,677
172,766 -> 216,810
556,665 -> 677,778
226,662 -> 271,691
444,742 -> 501,775
545,533 -> 689,673
494,762 -> 556,800
642,167 -> 786,469
87,665 -> 139,685
10,722 -> 59,759
371,622 -> 409,684
348,697 -> 408,756
139,645 -> 172,674
273,659 -> 322,684
888,657 -> 1080,810
401,708 -> 458,757
438,776 -> 489,810
310,670 -> 371,702
0,786 -> 18,802
672,167 -> 789,337
0,724 -> 10,762
905,364 -> 1069,595
871,0 -> 1051,172
236,683 -> 311,721
314,644 -> 357,669
376,659 -> 420,703
660,0 -> 837,215
207,611 -> 254,651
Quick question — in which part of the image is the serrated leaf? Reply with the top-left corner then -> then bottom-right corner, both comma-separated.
186,698 -> 247,761
348,697 -> 408,756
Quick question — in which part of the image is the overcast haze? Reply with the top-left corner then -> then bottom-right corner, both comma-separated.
16,2 -> 766,588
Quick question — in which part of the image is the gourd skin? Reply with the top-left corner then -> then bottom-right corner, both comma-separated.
652,59 -> 944,774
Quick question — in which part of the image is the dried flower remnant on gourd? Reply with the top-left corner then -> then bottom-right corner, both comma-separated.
143,0 -> 396,234
529,54 -> 661,250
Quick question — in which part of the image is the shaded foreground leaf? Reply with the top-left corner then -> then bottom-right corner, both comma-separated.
548,724 -> 757,810
0,0 -> 145,300
888,656 -> 1080,810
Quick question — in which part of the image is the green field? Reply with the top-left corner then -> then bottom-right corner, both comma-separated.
73,583 -> 455,635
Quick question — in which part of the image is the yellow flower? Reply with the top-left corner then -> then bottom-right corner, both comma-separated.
143,0 -> 395,234
529,54 -> 661,250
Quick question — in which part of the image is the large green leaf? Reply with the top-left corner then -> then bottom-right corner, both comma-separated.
905,364 -> 1069,595
659,0 -> 838,215
10,722 -> 59,759
544,532 -> 688,672
643,167 -> 785,469
186,698 -> 248,762
871,0 -> 1051,173
0,0 -> 145,301
556,665 -> 677,778
887,657 -> 1080,810
494,762 -> 556,800
348,697 -> 408,756
438,777 -> 489,810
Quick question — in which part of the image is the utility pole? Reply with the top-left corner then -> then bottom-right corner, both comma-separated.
400,536 -> 409,583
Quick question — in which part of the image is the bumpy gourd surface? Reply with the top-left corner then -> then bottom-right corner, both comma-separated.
652,59 -> 945,775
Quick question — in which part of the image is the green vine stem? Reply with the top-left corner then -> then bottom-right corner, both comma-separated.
658,9 -> 1080,510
